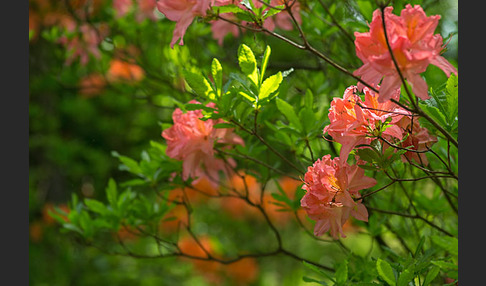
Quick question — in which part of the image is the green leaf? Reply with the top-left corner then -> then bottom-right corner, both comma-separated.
238,44 -> 259,86
430,236 -> 458,256
276,97 -> 302,131
84,199 -> 107,215
423,266 -> 440,286
357,0 -> 373,22
376,258 -> 396,286
263,5 -> 285,19
259,72 -> 282,101
430,261 -> 458,271
182,69 -> 216,100
414,236 -> 426,257
302,261 -> 335,282
397,269 -> 414,286
239,91 -> 256,103
211,58 -> 223,96
335,260 -> 348,285
260,45 -> 271,84
212,4 -> 241,14
304,89 -> 314,109
445,74 -> 458,122
106,178 -> 118,208
302,276 -> 328,285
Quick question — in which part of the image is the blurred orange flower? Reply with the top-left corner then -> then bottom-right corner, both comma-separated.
107,59 -> 145,83
78,73 -> 106,98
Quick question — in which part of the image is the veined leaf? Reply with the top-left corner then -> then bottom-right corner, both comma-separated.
238,44 -> 259,86
259,72 -> 282,101
212,4 -> 241,15
211,58 -> 223,96
260,45 -> 271,84
182,69 -> 216,100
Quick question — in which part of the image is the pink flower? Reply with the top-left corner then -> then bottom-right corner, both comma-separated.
162,100 -> 244,187
113,0 -> 133,18
393,116 -> 437,165
59,23 -> 107,66
354,5 -> 458,102
323,85 -> 408,162
210,13 -> 240,46
271,0 -> 301,31
300,155 -> 376,239
135,0 -> 158,22
157,0 -> 212,48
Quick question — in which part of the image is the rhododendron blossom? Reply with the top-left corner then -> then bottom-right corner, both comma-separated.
393,116 -> 437,165
156,0 -> 212,48
162,101 -> 244,187
324,85 -> 408,162
354,5 -> 458,102
300,155 -> 376,239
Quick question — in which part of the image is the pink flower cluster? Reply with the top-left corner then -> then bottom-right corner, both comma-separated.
113,0 -> 158,22
301,155 -> 376,239
301,5 -> 451,239
156,0 -> 301,48
58,23 -> 108,66
162,100 -> 244,187
354,4 -> 458,102
323,85 -> 407,162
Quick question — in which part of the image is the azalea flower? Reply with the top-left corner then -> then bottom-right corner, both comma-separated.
300,155 -> 376,239
354,5 -> 458,102
393,116 -> 438,165
162,100 -> 244,187
157,0 -> 212,48
323,85 -> 407,162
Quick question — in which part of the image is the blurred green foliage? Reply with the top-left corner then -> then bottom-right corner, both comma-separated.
29,0 -> 458,285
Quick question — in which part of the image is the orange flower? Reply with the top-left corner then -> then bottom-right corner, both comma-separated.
278,176 -> 303,199
159,203 -> 188,234
78,73 -> 106,98
223,257 -> 259,285
262,193 -> 292,227
178,235 -> 222,284
107,59 -> 145,83
219,172 -> 261,219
